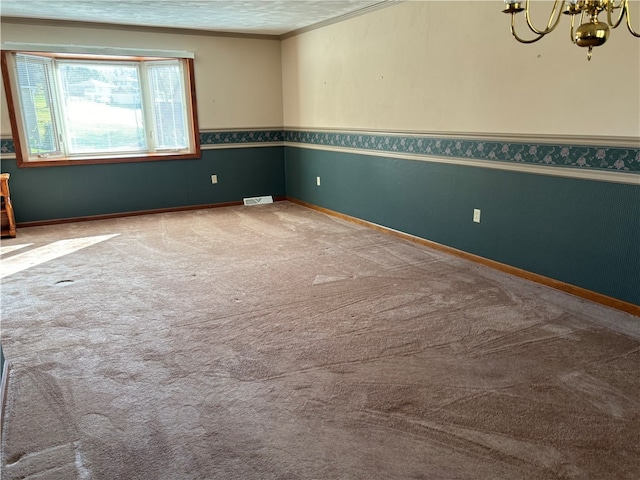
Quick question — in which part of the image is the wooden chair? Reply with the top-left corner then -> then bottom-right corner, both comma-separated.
1,173 -> 16,238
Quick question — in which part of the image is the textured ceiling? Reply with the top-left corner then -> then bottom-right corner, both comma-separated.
0,0 -> 391,36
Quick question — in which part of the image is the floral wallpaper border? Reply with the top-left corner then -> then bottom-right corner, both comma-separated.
0,130 -> 285,156
284,130 -> 640,174
2,129 -> 639,174
200,129 -> 284,146
0,138 -> 13,155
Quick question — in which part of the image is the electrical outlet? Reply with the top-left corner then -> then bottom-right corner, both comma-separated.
316,176 -> 321,186
473,209 -> 481,223
211,174 -> 218,184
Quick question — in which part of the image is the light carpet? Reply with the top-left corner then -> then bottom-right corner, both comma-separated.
1,201 -> 638,479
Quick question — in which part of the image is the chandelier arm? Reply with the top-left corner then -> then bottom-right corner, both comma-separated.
627,15 -> 640,36
607,0 -> 627,28
609,0 -> 627,9
511,14 -> 546,43
625,1 -> 640,36
524,0 -> 565,35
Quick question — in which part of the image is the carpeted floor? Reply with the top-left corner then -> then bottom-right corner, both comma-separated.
1,201 -> 638,479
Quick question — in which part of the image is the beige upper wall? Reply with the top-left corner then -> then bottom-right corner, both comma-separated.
282,1 -> 640,138
3,2 -> 639,139
0,21 -> 284,136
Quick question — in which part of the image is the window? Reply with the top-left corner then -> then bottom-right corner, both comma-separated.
1,50 -> 200,167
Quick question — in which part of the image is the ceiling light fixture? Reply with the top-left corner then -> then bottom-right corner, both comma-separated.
503,0 -> 640,60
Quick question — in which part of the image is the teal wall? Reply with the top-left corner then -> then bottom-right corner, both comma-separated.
0,147 -> 285,223
284,147 -> 640,306
1,138 -> 638,307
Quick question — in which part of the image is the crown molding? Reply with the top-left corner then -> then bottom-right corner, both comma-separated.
0,2 -> 404,41
0,16 -> 280,41
280,0 -> 402,40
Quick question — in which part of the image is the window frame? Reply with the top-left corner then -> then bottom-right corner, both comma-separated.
1,50 -> 201,168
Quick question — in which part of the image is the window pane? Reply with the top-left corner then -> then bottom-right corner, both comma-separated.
58,62 -> 146,154
148,62 -> 187,150
4,51 -> 199,166
15,54 -> 61,156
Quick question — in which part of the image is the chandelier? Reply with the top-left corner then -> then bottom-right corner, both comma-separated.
503,0 -> 640,60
